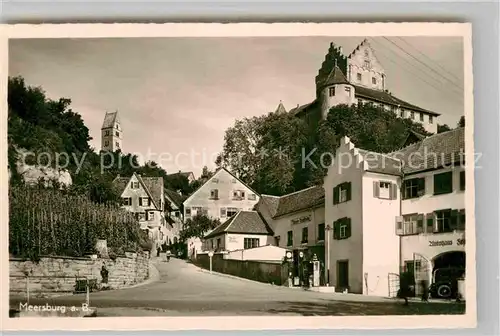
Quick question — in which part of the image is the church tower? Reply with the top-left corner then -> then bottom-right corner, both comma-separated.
101,111 -> 122,152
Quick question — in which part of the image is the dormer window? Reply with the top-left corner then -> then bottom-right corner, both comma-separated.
329,87 -> 336,97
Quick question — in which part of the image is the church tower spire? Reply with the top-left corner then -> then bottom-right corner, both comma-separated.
101,111 -> 122,152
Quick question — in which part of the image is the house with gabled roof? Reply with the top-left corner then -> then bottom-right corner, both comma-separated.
113,173 -> 166,247
256,185 -> 327,284
289,39 -> 440,134
323,127 -> 466,298
203,211 -> 274,252
163,188 -> 187,245
183,167 -> 260,258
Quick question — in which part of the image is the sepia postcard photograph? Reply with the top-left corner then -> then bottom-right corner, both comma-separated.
1,23 -> 475,330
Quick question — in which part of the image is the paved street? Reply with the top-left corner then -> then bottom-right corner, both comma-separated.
11,258 -> 465,316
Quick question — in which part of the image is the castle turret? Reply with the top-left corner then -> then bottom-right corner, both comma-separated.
318,63 -> 356,119
101,111 -> 122,152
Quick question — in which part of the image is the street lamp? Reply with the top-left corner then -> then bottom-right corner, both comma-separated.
325,224 -> 333,286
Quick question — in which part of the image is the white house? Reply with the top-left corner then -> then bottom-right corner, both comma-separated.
183,167 -> 260,258
324,127 -> 466,297
203,210 -> 274,252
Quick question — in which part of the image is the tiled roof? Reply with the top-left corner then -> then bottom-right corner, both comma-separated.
204,211 -> 273,239
390,127 -> 465,174
357,149 -> 403,176
289,101 -> 317,117
259,195 -> 280,218
112,176 -> 130,195
101,111 -> 120,129
138,176 -> 163,210
166,171 -> 193,179
112,173 -> 163,210
275,101 -> 287,114
354,85 -> 440,116
165,188 -> 186,208
322,65 -> 350,87
272,186 -> 325,218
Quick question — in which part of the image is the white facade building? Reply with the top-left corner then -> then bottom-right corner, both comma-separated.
323,127 -> 466,297
183,167 -> 260,258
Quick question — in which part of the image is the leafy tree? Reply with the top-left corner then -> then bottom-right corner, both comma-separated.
217,103 -> 433,196
216,116 -> 266,185
438,124 -> 452,133
179,214 -> 221,242
457,116 -> 465,128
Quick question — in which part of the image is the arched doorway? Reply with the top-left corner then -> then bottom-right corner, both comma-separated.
430,251 -> 465,299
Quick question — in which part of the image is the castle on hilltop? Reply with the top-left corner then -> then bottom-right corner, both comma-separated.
274,39 -> 439,134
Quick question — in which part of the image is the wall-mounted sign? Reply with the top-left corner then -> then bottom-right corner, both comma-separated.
429,238 -> 465,247
229,237 -> 239,243
291,215 -> 311,225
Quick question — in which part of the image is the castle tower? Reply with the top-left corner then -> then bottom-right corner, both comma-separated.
318,62 -> 356,119
274,100 -> 287,114
101,111 -> 122,152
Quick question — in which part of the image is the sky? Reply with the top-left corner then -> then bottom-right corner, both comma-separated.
9,36 -> 464,177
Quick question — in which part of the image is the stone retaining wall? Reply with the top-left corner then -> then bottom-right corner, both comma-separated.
10,252 -> 150,297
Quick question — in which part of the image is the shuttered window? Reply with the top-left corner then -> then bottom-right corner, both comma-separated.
373,181 -> 398,200
333,218 -> 352,240
434,172 -> 453,195
460,171 -> 465,191
287,231 -> 293,246
333,182 -> 352,204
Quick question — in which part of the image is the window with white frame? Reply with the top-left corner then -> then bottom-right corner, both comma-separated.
357,73 -> 362,81
104,140 -> 109,146
122,197 -> 132,206
131,181 -> 139,189
233,190 -> 245,200
378,181 -> 391,199
429,115 -> 434,124
244,238 -> 259,249
345,87 -> 351,96
148,211 -> 155,221
420,113 -> 424,122
410,111 -> 415,119
105,130 -> 110,136
185,207 -> 191,217
403,214 -> 418,235
248,193 -> 256,200
138,213 -> 146,221
435,209 -> 452,233
339,185 -> 348,203
339,222 -> 348,239
220,208 -> 227,217
372,77 -> 377,85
